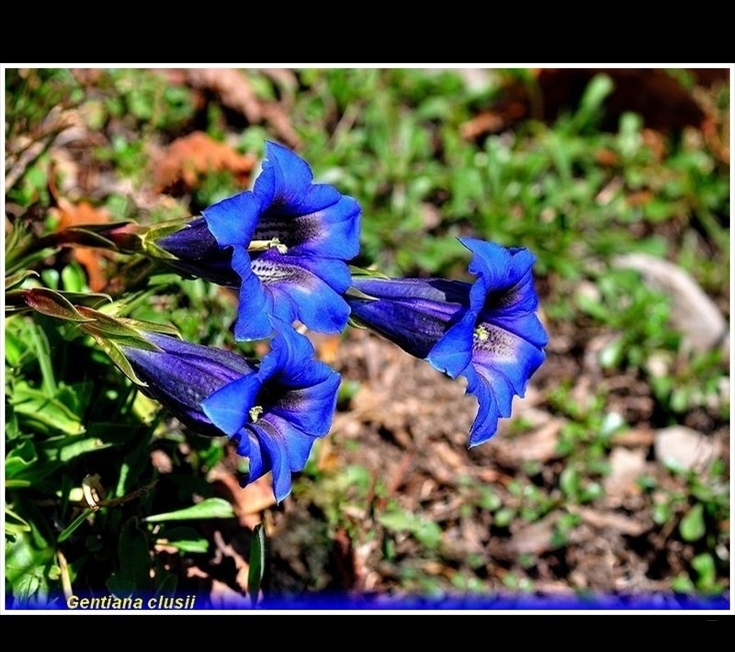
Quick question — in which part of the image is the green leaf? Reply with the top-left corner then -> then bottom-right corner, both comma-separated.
248,523 -> 265,606
671,573 -> 695,594
5,528 -> 56,607
57,508 -> 96,543
4,505 -> 32,537
155,526 -> 209,554
679,503 -> 706,542
493,507 -> 516,527
106,517 -> 151,595
559,466 -> 581,497
143,498 -> 235,523
580,74 -> 614,116
11,382 -> 85,435
377,506 -> 442,549
691,553 -> 717,590
38,435 -> 112,463
5,269 -> 39,291
377,507 -> 414,532
4,438 -> 38,478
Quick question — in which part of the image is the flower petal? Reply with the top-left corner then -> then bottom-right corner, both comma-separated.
246,419 -> 294,503
243,253 -> 352,336
460,238 -> 536,300
252,194 -> 361,260
230,248 -> 275,340
462,364 -> 501,447
426,309 -> 475,378
462,323 -> 547,445
202,190 -> 261,248
202,372 -> 263,436
254,141 -> 316,209
473,323 -> 547,397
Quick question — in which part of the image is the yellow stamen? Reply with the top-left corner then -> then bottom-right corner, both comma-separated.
248,238 -> 288,254
475,325 -> 489,342
249,405 -> 264,423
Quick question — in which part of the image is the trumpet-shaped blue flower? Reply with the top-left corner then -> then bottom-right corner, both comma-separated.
346,238 -> 548,446
119,326 -> 340,502
198,141 -> 362,341
202,326 -> 340,502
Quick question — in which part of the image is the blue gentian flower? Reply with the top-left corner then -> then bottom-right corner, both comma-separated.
346,238 -> 548,446
200,141 -> 362,341
202,326 -> 341,502
119,325 -> 340,502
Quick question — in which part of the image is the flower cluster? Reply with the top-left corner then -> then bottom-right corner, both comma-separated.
21,141 -> 547,502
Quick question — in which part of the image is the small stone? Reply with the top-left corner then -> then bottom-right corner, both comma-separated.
613,253 -> 728,354
604,447 -> 648,505
654,425 -> 722,472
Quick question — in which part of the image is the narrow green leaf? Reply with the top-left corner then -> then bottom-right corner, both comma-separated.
248,524 -> 265,606
143,498 -> 235,523
57,509 -> 96,543
164,539 -> 209,554
5,505 -> 32,535
5,269 -> 39,291
5,479 -> 32,489
156,526 -> 209,554
77,307 -> 156,342
58,438 -> 112,462
37,436 -> 111,463
11,383 -> 85,435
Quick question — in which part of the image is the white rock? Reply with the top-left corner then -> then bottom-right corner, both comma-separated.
654,425 -> 722,472
604,446 -> 648,503
613,253 -> 728,355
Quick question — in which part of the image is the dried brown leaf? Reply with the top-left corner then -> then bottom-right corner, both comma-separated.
51,199 -> 112,292
153,131 -> 256,192
177,68 -> 302,149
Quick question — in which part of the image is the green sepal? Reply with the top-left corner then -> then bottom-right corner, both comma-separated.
89,337 -> 148,387
139,218 -> 198,261
17,288 -> 97,323
71,307 -> 182,384
348,264 -> 390,279
76,307 -> 173,350
344,285 -> 379,301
